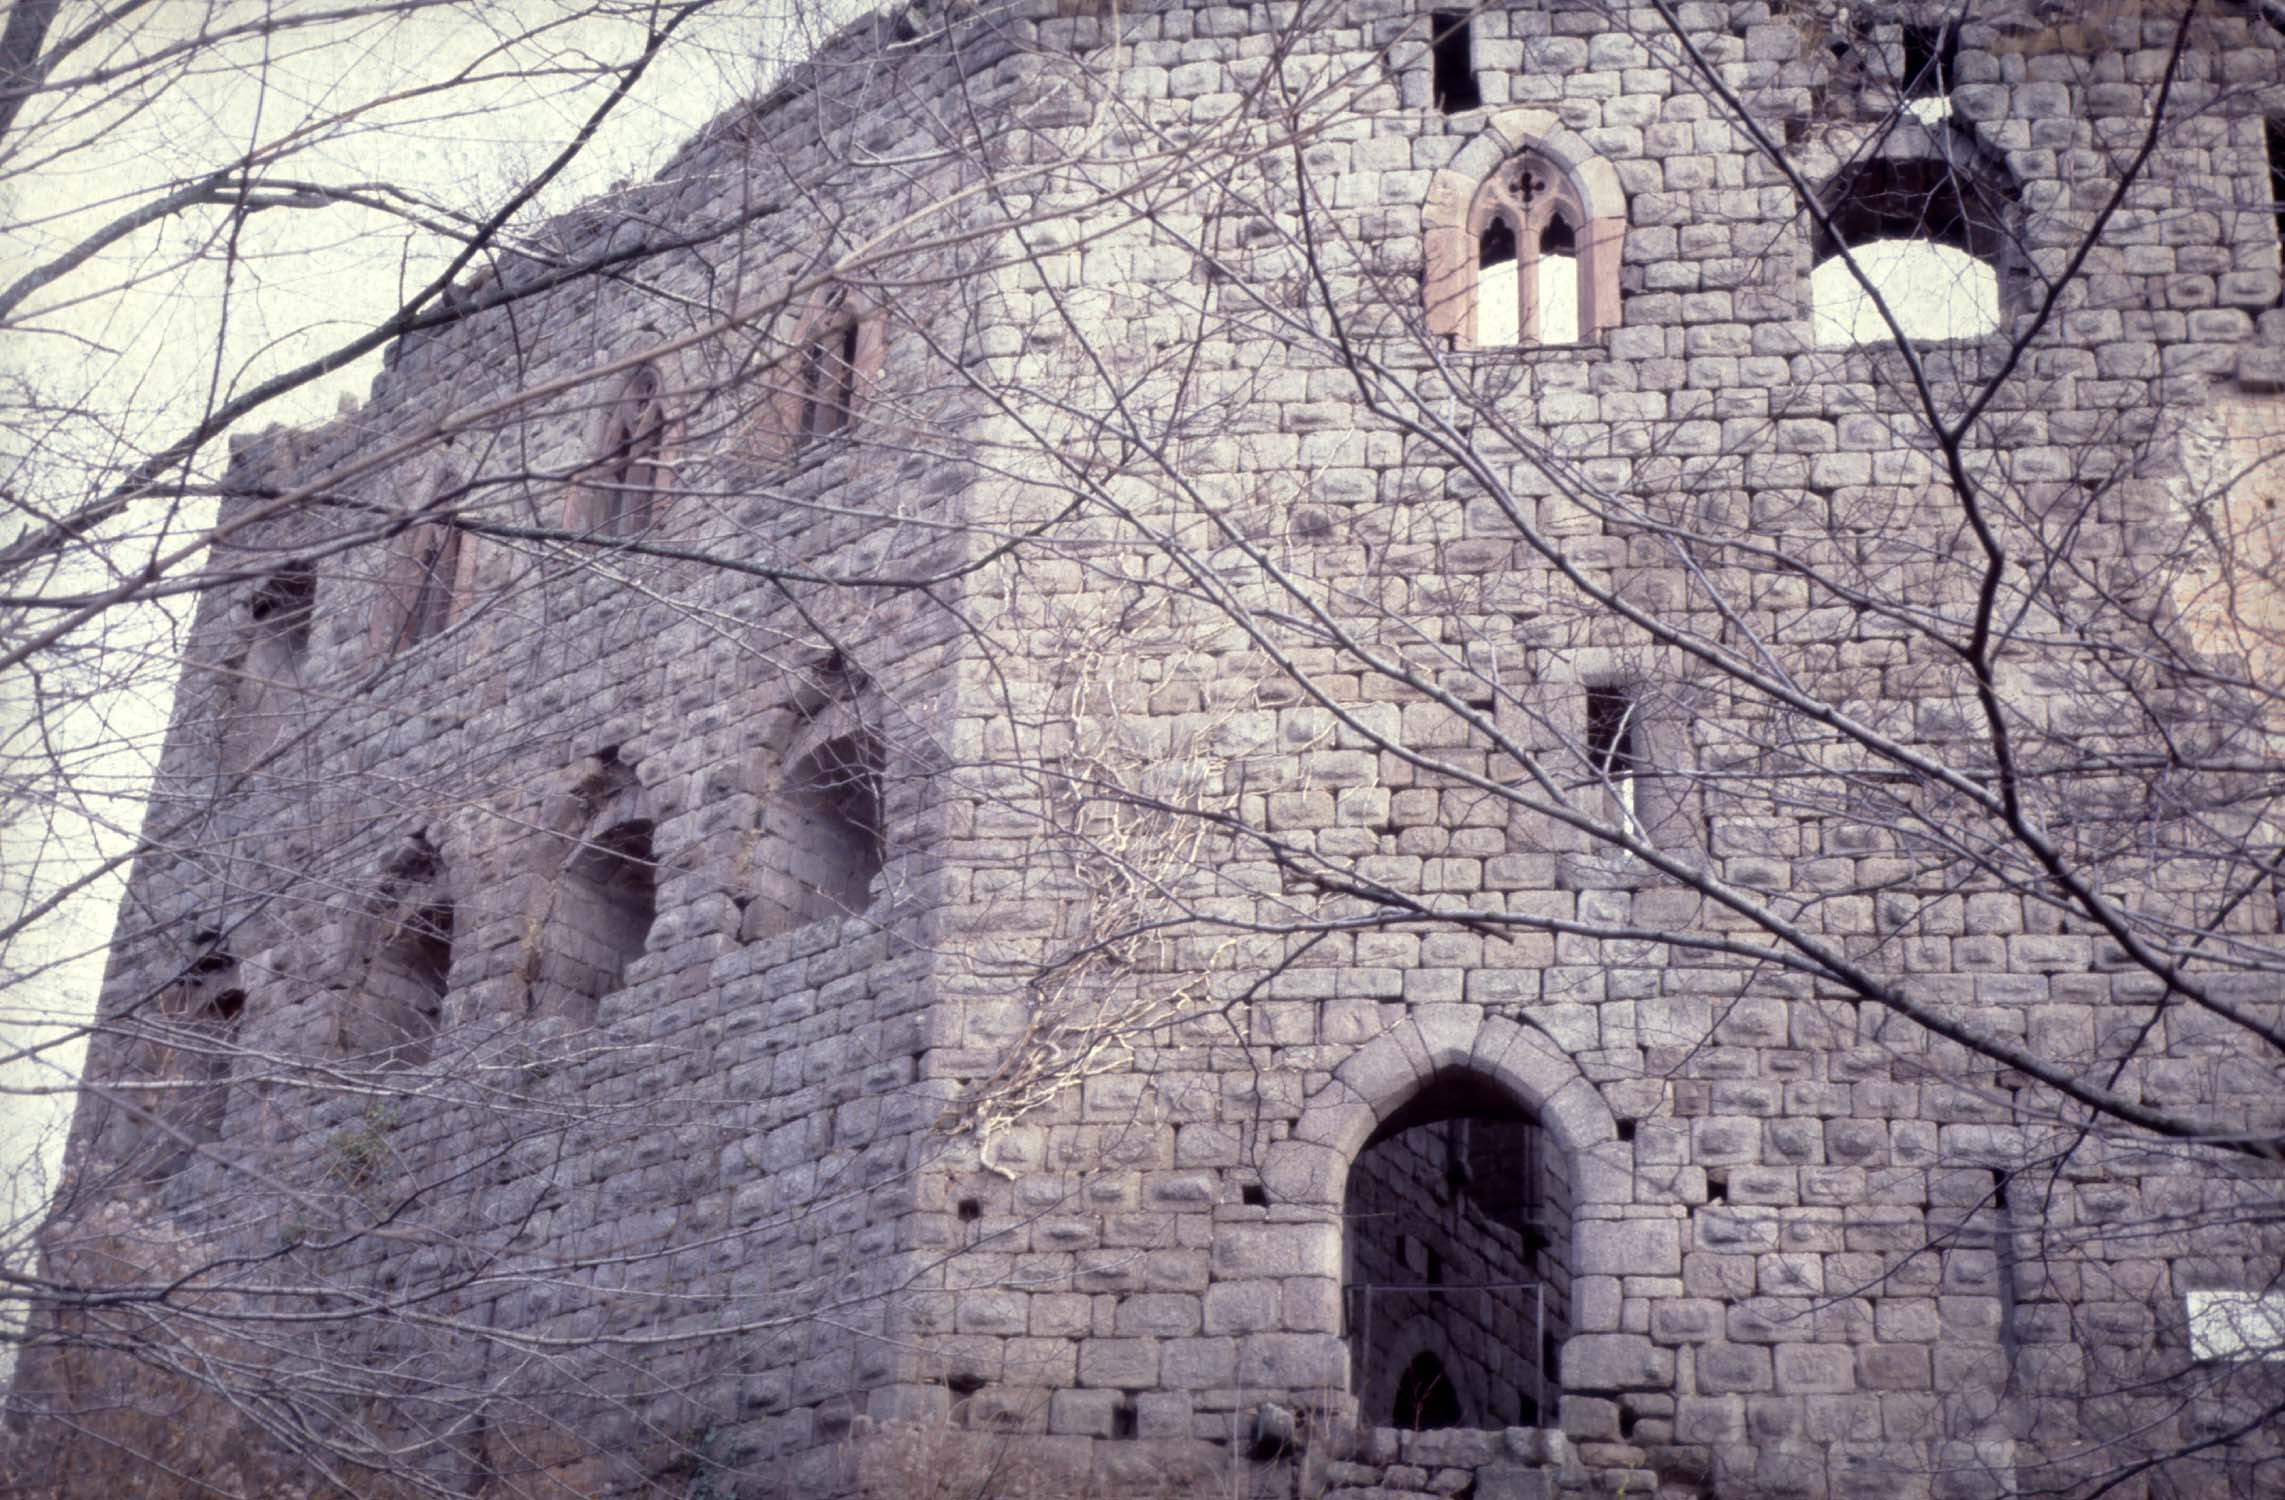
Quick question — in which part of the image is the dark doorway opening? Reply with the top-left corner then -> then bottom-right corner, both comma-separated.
1344,1069 -> 1572,1430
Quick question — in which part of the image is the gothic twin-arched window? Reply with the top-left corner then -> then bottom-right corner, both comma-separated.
1429,117 -> 2021,354
1468,158 -> 1590,347
1424,129 -> 1626,351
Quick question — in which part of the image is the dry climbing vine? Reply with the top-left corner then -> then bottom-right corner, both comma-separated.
947,600 -> 1246,1145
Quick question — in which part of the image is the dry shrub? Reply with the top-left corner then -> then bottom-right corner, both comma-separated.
3,1199 -> 437,1500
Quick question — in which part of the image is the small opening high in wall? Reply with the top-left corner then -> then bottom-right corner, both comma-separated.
1584,683 -> 1642,837
1901,22 -> 1955,123
1431,13 -> 1480,114
250,563 -> 315,660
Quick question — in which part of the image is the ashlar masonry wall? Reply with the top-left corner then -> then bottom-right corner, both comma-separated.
902,0 -> 2285,1496
22,1 -> 2285,1498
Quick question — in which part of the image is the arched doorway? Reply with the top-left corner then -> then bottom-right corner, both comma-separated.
1344,1068 -> 1573,1429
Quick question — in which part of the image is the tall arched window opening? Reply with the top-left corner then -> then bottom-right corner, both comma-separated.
224,561 -> 316,768
1345,1070 -> 1572,1429
343,837 -> 452,1065
372,474 -> 468,658
749,732 -> 885,937
407,525 -> 460,643
359,906 -> 451,1066
151,944 -> 245,1180
595,365 -> 667,533
545,820 -> 656,1022
1811,154 -> 2019,347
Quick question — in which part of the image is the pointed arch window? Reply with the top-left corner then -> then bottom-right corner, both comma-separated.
1392,1352 -> 1465,1430
1427,143 -> 1624,351
1466,159 -> 1595,348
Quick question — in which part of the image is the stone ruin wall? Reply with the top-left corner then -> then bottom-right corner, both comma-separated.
35,13 -> 1024,1495
23,1 -> 2285,1497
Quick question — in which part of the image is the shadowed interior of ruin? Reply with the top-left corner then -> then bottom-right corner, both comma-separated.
1346,1069 -> 1574,1430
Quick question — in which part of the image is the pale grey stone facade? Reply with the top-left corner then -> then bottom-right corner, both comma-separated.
25,1 -> 2285,1497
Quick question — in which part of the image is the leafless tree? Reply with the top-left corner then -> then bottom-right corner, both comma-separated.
7,1 -> 2285,1498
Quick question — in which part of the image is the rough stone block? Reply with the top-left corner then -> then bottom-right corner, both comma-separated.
1563,1334 -> 1674,1391
1577,1219 -> 1682,1276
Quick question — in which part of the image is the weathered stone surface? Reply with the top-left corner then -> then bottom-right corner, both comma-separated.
28,5 -> 2285,1500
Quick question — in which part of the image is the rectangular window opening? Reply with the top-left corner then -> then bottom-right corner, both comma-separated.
1584,683 -> 1643,837
799,325 -> 860,445
1902,23 -> 1954,99
1431,12 -> 1480,115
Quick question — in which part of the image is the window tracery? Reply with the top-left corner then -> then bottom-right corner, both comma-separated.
1424,125 -> 1624,350
1466,157 -> 1589,347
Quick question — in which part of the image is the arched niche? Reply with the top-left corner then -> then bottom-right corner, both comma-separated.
342,835 -> 454,1067
1257,1011 -> 1628,1429
532,755 -> 658,1023
742,659 -> 890,940
1425,113 -> 1627,349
